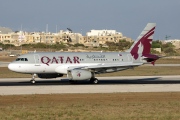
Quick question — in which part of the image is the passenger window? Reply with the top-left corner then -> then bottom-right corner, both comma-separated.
25,58 -> 28,61
21,58 -> 24,61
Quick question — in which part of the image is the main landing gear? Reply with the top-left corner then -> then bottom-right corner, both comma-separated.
68,78 -> 99,84
30,74 -> 36,84
90,78 -> 99,84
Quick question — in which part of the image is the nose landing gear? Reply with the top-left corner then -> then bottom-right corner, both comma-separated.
30,74 -> 36,84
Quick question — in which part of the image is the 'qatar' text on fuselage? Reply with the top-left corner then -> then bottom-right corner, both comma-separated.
41,56 -> 80,66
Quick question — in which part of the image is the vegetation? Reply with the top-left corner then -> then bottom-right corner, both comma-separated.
21,42 -> 66,51
0,40 -> 180,55
73,43 -> 85,47
106,40 -> 133,51
0,93 -> 180,120
161,42 -> 177,55
0,43 -> 15,50
151,41 -> 162,48
151,40 -> 178,55
105,40 -> 179,56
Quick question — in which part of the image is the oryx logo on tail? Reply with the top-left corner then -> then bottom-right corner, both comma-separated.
127,23 -> 156,60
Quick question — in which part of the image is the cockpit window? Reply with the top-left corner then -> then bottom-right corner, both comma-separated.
16,58 -> 21,61
16,58 -> 28,61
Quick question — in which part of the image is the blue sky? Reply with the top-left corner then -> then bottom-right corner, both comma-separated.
0,0 -> 180,40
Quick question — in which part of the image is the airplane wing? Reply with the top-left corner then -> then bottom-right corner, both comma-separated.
84,63 -> 142,69
69,62 -> 143,73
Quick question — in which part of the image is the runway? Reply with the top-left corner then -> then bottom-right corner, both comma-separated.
0,62 -> 10,67
0,75 -> 180,95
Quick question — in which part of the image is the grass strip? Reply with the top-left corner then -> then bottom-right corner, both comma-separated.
0,93 -> 180,120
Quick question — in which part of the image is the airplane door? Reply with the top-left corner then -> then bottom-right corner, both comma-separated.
34,54 -> 40,66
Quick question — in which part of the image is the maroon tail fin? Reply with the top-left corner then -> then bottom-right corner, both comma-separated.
127,23 -> 156,60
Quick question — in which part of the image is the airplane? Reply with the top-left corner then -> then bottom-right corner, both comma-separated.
8,23 -> 159,84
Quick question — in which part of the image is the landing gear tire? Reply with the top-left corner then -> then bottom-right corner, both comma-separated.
90,78 -> 99,84
30,80 -> 36,84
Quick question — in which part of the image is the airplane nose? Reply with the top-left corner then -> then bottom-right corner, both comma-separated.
8,63 -> 26,73
8,63 -> 16,71
8,63 -> 13,70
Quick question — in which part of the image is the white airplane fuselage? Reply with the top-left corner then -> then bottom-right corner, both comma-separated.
8,52 -> 138,74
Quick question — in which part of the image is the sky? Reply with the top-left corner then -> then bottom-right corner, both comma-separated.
0,0 -> 180,40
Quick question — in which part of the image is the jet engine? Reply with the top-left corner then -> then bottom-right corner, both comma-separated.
37,73 -> 63,79
67,69 -> 93,80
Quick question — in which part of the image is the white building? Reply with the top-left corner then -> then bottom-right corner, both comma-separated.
164,39 -> 180,43
86,30 -> 122,36
164,39 -> 180,49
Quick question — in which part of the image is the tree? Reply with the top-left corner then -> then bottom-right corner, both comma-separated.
151,41 -> 162,48
73,43 -> 85,47
106,40 -> 133,51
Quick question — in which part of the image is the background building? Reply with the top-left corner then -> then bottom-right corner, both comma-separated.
163,39 -> 180,49
0,26 -> 133,47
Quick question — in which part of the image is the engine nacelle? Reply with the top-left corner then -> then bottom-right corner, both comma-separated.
37,73 -> 63,79
67,69 -> 92,80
